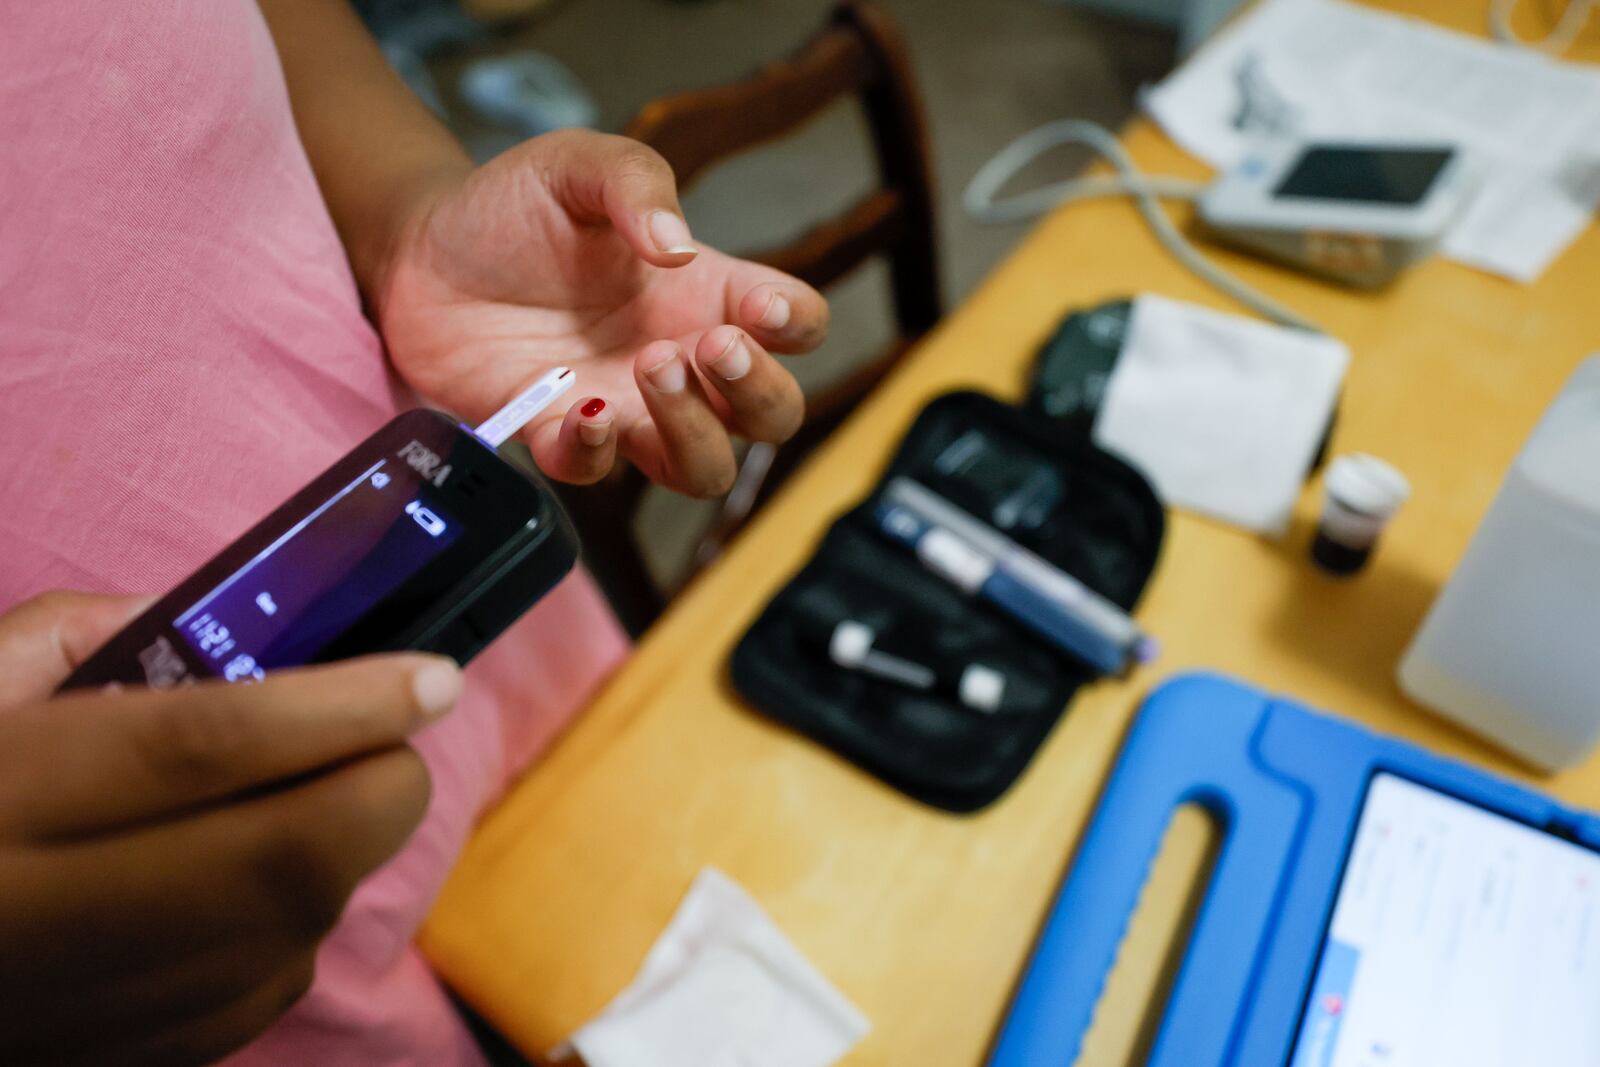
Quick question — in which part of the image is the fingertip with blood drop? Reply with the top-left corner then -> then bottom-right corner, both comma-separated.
577,396 -> 612,447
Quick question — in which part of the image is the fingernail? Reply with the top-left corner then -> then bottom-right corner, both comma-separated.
759,292 -> 791,331
645,350 -> 687,394
708,335 -> 752,381
648,211 -> 696,256
412,658 -> 463,719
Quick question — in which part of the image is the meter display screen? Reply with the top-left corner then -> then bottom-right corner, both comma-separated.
173,459 -> 461,682
1274,146 -> 1453,206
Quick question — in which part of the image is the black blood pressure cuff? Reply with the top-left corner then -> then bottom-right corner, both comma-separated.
729,391 -> 1164,812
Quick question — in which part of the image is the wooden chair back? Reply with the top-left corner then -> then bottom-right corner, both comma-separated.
561,0 -> 942,635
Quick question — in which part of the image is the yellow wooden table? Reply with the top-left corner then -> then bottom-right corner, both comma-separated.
422,4 -> 1600,1062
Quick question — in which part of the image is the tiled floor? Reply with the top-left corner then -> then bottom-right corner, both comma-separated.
426,0 -> 1176,589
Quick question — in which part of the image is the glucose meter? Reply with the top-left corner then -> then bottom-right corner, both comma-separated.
61,371 -> 581,691
1198,140 -> 1475,287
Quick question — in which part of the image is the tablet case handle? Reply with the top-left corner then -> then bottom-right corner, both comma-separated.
988,674 -> 1302,1066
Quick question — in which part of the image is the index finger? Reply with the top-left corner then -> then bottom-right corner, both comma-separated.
0,591 -> 154,711
0,653 -> 461,841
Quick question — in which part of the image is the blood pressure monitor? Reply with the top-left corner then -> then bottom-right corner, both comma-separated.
61,409 -> 579,691
1198,140 -> 1475,287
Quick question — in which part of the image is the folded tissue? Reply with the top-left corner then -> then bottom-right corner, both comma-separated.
1092,293 -> 1349,536
553,868 -> 870,1067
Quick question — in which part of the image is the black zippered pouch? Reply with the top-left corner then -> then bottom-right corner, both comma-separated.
730,391 -> 1164,812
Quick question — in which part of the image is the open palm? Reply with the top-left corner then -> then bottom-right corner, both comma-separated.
373,130 -> 828,496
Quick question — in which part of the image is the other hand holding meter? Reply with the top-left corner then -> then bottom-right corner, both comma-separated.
0,591 -> 455,1066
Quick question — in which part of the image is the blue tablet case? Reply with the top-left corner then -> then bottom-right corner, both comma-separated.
988,672 -> 1600,1066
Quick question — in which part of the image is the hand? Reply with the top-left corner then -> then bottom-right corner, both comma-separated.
0,592 -> 460,1066
374,129 -> 830,496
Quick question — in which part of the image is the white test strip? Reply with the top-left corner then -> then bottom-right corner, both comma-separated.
473,367 -> 576,448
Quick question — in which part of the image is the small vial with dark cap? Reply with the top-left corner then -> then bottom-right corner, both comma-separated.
1311,454 -> 1410,576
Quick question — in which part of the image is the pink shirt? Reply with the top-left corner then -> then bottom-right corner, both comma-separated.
0,3 -> 628,1064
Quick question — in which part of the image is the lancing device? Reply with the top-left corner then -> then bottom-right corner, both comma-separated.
875,477 -> 1157,677
61,368 -> 580,691
827,619 -> 1008,714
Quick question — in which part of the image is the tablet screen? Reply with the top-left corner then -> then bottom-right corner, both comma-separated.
1273,147 -> 1453,206
1288,772 -> 1600,1067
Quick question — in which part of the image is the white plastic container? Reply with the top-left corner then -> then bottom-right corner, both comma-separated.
1399,356 -> 1600,771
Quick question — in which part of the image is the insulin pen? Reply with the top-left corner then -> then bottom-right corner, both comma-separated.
875,477 -> 1157,677
473,367 -> 577,448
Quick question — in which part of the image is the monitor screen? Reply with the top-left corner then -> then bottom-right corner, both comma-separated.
173,458 -> 461,683
1288,772 -> 1600,1067
1273,147 -> 1454,206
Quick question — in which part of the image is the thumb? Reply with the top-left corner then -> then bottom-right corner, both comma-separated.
0,591 -> 155,709
2,653 -> 458,840
540,130 -> 699,267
